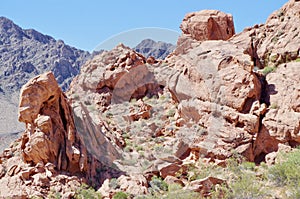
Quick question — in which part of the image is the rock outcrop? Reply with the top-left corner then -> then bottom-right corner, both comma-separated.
229,0 -> 300,162
0,72 -> 122,198
180,10 -> 235,42
231,0 -> 300,68
253,62 -> 300,161
164,0 -> 300,163
18,72 -> 85,171
165,10 -> 261,161
175,10 -> 235,55
68,44 -> 163,107
1,0 -> 300,198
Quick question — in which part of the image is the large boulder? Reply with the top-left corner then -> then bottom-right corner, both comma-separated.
18,72 -> 87,172
174,10 -> 235,56
180,10 -> 235,42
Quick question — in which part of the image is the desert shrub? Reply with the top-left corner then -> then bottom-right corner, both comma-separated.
186,161 -> 223,182
135,145 -> 144,151
166,109 -> 176,118
271,36 -> 279,43
224,173 -> 266,199
240,161 -> 256,171
109,178 -> 119,189
75,184 -> 102,199
216,157 -> 268,199
162,189 -> 200,199
141,183 -> 200,199
149,176 -> 168,192
186,164 -> 201,181
47,189 -> 61,199
262,66 -> 276,76
288,187 -> 300,199
270,103 -> 279,109
167,183 -> 182,192
268,149 -> 300,187
73,94 -> 80,100
113,191 -> 128,199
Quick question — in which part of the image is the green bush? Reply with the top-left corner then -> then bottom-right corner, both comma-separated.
268,149 -> 300,187
109,178 -> 119,189
162,189 -> 200,199
75,184 -> 102,199
262,66 -> 276,76
270,103 -> 279,109
186,161 -> 223,182
30,196 -> 43,199
47,190 -> 61,199
141,183 -> 200,199
224,173 -> 266,199
212,157 -> 268,199
149,176 -> 168,192
240,161 -> 256,171
113,191 -> 128,199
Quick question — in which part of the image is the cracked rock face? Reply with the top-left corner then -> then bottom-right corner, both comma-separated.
229,0 -> 300,161
18,72 -> 85,172
180,10 -> 235,42
14,72 -> 122,193
165,12 -> 262,161
231,0 -> 300,68
253,62 -> 300,160
165,2 -> 300,162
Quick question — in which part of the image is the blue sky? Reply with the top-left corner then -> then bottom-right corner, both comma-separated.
1,0 -> 287,52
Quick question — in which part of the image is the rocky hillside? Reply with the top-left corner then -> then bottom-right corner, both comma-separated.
0,0 -> 299,198
134,39 -> 176,59
0,17 -> 91,134
0,17 -> 91,93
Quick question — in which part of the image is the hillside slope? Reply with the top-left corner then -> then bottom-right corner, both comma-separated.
0,17 -> 92,134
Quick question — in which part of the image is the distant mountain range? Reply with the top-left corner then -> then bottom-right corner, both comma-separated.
134,38 -> 175,59
0,16 -> 92,134
0,17 -> 92,94
0,16 -> 176,134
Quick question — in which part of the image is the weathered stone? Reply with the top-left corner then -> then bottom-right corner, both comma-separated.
16,71 -> 122,191
117,174 -> 148,195
187,177 -> 225,197
32,173 -> 50,187
180,10 -> 235,42
164,175 -> 184,186
20,167 -> 36,180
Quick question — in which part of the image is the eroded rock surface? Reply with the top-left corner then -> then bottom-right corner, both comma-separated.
0,72 -> 122,198
0,1 -> 300,198
180,10 -> 235,42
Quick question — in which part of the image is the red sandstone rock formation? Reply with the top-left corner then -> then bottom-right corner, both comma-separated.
0,1 -> 299,198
